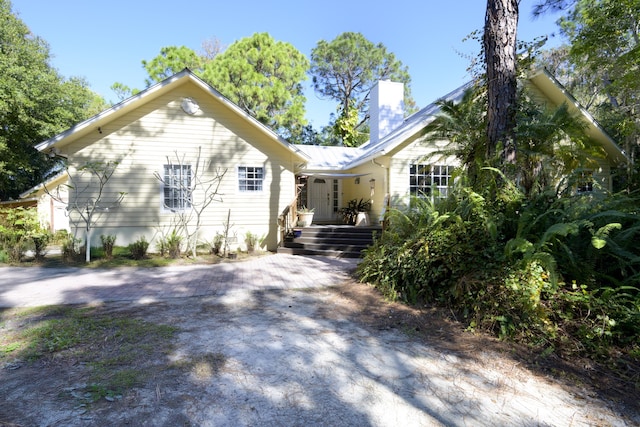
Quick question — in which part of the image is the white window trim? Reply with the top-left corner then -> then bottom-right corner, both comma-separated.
160,163 -> 193,213
576,170 -> 594,194
237,165 -> 266,193
409,163 -> 453,200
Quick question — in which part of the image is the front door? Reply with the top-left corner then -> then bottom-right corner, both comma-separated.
307,178 -> 340,223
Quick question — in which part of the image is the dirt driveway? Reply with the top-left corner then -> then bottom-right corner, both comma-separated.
1,256 -> 638,426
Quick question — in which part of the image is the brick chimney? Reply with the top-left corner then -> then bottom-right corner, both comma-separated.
369,80 -> 404,145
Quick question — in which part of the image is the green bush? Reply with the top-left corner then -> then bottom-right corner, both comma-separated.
209,232 -> 224,255
165,231 -> 182,258
0,207 -> 52,263
100,234 -> 117,259
62,235 -> 82,262
244,231 -> 262,253
129,236 -> 149,260
358,180 -> 640,360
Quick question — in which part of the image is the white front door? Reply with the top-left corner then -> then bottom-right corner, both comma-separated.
307,178 -> 340,222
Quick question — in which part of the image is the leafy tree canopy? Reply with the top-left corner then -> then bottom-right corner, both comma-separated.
202,33 -> 309,138
141,45 -> 206,87
309,32 -> 414,145
536,0 -> 640,188
133,33 -> 308,139
0,0 -> 108,200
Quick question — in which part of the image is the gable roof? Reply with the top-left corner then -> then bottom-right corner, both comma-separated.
297,70 -> 629,171
527,69 -> 628,165
297,81 -> 473,172
19,170 -> 69,199
35,69 -> 309,162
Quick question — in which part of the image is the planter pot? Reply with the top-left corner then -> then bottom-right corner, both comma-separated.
297,212 -> 314,227
355,212 -> 370,227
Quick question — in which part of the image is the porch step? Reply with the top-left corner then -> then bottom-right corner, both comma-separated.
277,225 -> 381,258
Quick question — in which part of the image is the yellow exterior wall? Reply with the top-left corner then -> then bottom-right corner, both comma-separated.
62,81 -> 296,251
339,164 -> 388,224
387,133 -> 458,210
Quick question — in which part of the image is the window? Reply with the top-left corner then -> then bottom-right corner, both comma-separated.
238,166 -> 264,192
409,164 -> 453,199
577,171 -> 594,193
163,164 -> 191,210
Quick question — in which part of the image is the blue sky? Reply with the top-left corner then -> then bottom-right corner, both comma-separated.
12,0 -> 564,128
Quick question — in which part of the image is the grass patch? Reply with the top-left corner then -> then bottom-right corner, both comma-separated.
1,304 -> 179,401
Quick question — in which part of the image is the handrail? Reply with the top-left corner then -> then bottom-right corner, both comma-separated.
277,196 -> 298,246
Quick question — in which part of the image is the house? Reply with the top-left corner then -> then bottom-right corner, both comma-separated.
0,172 -> 69,233
32,68 -> 628,253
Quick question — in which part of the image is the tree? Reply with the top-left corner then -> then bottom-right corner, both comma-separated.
558,0 -> 640,171
332,100 -> 363,147
0,0 -> 107,200
141,45 -> 207,87
309,32 -> 414,146
483,0 -> 520,164
536,0 -> 640,188
201,33 -> 309,138
111,40 -> 223,101
155,147 -> 226,258
46,161 -> 126,263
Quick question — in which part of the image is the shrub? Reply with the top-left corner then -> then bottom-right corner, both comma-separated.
62,236 -> 82,262
31,232 -> 51,261
100,234 -> 117,259
3,235 -> 28,263
129,236 -> 149,260
357,180 -> 640,360
52,229 -> 69,245
0,207 -> 51,263
166,231 -> 182,258
244,231 -> 260,253
210,232 -> 224,255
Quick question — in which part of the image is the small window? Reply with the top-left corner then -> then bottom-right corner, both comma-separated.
410,164 -> 452,199
238,166 -> 264,192
163,164 -> 192,210
577,171 -> 594,193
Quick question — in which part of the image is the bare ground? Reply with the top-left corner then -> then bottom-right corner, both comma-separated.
1,278 -> 639,426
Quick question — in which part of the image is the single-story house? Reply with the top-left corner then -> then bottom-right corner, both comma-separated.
0,172 -> 69,233
31,68 -> 628,252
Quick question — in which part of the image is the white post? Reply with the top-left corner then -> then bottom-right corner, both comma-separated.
85,206 -> 91,263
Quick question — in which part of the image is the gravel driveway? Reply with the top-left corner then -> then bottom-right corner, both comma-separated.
0,255 -> 636,426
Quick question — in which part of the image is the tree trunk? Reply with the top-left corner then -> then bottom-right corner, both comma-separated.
484,0 -> 519,164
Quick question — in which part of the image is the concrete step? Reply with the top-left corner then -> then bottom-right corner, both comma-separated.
279,225 -> 380,258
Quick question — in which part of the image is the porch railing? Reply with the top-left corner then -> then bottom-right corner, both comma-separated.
277,196 -> 298,246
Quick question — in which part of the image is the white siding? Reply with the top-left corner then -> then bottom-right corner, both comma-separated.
387,134 -> 458,209
64,81 -> 296,251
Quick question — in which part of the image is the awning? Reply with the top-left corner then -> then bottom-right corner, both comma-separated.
299,172 -> 371,179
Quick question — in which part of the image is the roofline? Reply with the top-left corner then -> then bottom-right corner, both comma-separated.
19,171 -> 69,199
528,68 -> 629,165
342,80 -> 477,170
36,69 -> 309,162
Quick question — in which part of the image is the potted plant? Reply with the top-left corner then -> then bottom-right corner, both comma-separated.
338,199 -> 371,225
296,206 -> 315,227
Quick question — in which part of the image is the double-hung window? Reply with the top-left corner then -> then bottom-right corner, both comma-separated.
409,164 -> 452,199
238,166 -> 264,192
163,164 -> 192,210
577,171 -> 594,194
